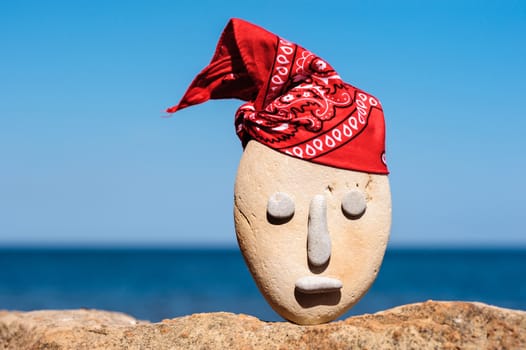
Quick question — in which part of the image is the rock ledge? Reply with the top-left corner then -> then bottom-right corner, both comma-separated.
1,301 -> 525,349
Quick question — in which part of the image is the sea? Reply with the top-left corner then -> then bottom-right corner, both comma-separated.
0,248 -> 525,322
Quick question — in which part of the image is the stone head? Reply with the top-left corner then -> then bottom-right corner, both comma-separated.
235,141 -> 391,324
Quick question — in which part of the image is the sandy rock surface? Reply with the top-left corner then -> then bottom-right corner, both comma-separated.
1,301 -> 525,349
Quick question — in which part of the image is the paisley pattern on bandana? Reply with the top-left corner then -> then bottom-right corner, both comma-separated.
235,45 -> 355,143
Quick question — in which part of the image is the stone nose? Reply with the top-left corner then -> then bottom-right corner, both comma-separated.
307,194 -> 331,267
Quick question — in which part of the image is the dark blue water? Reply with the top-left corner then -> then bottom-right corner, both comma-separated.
0,248 -> 524,322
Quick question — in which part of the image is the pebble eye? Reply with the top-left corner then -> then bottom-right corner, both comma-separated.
267,192 -> 295,224
341,189 -> 367,219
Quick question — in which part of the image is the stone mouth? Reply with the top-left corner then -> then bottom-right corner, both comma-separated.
294,276 -> 343,294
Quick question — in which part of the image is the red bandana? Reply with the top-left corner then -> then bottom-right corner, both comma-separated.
167,18 -> 388,174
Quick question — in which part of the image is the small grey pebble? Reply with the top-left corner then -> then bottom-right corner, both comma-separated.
295,276 -> 343,294
308,195 -> 331,266
341,189 -> 367,218
267,192 -> 295,220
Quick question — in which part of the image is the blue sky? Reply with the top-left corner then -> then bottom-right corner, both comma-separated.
1,0 -> 525,247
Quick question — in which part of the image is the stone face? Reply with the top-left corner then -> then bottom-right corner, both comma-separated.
234,140 -> 392,324
1,302 -> 525,349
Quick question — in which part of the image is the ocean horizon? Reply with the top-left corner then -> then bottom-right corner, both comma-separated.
0,247 -> 524,322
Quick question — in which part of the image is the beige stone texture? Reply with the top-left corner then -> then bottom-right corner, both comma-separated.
234,141 -> 392,324
1,301 -> 525,349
